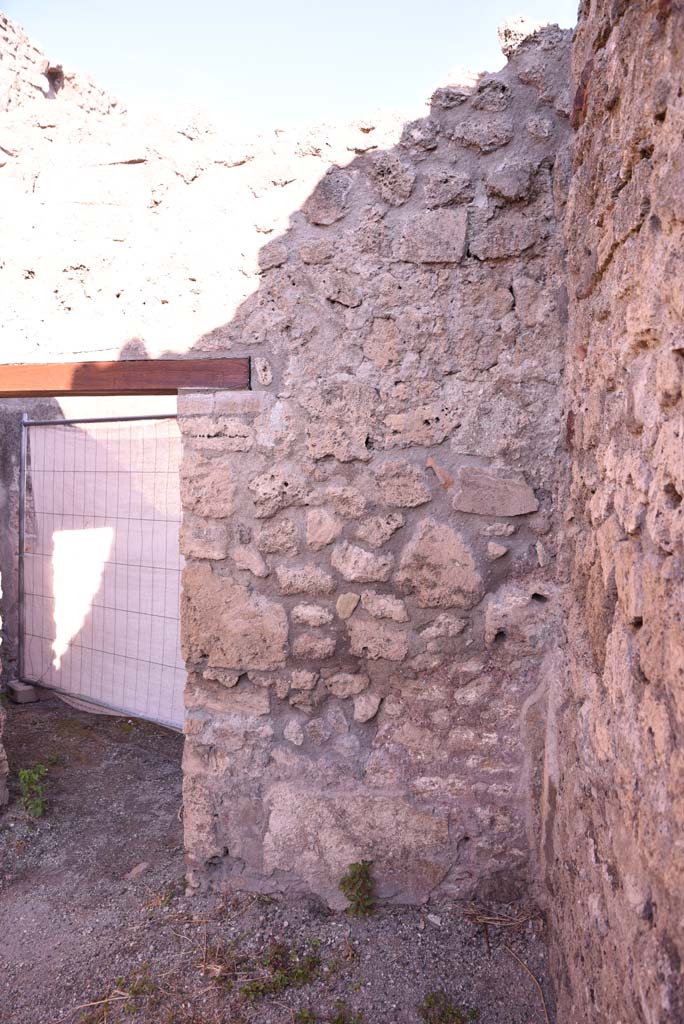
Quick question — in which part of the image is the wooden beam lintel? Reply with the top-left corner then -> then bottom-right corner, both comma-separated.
0,357 -> 251,398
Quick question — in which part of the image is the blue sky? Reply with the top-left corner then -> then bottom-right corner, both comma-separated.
8,1 -> 578,125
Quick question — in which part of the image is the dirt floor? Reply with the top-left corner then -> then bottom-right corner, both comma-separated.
0,697 -> 555,1024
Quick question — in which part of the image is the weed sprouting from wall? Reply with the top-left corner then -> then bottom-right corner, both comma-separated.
338,861 -> 375,917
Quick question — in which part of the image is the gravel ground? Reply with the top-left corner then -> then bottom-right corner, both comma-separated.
0,697 -> 555,1024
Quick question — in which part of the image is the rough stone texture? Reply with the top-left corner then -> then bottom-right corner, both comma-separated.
348,616 -> 410,662
0,17 -> 570,915
306,509 -> 342,551
330,542 -> 393,583
173,26 -> 571,911
0,571 -> 7,805
3,9 -> 684,1018
180,455 -> 236,518
360,590 -> 409,622
376,462 -> 431,508
354,511 -> 405,548
396,519 -> 483,609
353,691 -> 382,723
452,466 -> 538,516
0,703 -> 7,806
0,13 -> 118,114
335,593 -> 360,620
261,785 -> 450,907
542,4 -> 684,1022
181,563 -> 288,671
180,515 -> 230,560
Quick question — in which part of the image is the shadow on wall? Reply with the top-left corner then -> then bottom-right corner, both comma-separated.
0,396 -> 63,683
0,336 -> 149,681
0,20 -> 571,906
161,22 -> 571,909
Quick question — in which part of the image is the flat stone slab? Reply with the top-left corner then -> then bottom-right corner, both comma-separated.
452,466 -> 539,516
7,680 -> 39,704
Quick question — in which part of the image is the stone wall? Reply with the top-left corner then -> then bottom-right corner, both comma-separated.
178,26 -> 571,907
4,4 -> 684,1015
0,568 -> 7,804
0,399 -> 63,684
545,1 -> 684,1020
0,12 -> 572,906
0,15 -> 572,904
0,11 -> 118,114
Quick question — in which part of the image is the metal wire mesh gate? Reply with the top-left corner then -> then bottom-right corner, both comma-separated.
18,414 -> 186,729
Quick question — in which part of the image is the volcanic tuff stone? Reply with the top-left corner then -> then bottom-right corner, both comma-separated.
397,208 -> 468,263
276,565 -> 335,596
181,564 -> 288,671
376,461 -> 431,507
180,516 -> 230,560
290,670 -> 318,691
4,12 -> 683,1016
450,116 -> 514,152
469,207 -> 547,260
452,466 -> 539,516
303,167 -> 354,224
303,382 -> 376,462
423,168 -> 474,208
353,692 -> 382,723
336,593 -> 360,620
354,512 -> 405,548
283,719 -> 305,746
325,672 -> 369,698
0,14 -> 573,924
306,509 -> 342,551
396,520 -> 483,608
385,401 -> 460,448
261,785 -> 450,907
249,468 -> 309,518
368,151 -> 416,206
292,632 -> 336,660
487,541 -> 508,561
255,519 -> 299,556
291,604 -> 333,627
330,542 -> 394,583
360,590 -> 409,622
485,159 -> 535,201
546,6 -> 684,1022
348,616 -> 410,661
181,455 -> 236,518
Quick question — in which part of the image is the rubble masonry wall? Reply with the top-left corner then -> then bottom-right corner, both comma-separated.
544,2 -> 684,1020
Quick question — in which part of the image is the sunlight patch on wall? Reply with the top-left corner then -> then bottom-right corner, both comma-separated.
51,526 -> 113,670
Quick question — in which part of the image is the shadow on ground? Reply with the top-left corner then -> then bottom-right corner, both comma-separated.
0,698 -> 553,1024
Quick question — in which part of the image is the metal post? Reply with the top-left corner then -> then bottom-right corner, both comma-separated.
17,414 -> 28,681
22,413 -> 178,427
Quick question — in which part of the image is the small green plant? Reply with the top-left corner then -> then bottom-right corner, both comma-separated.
121,962 -> 163,1014
240,941 -> 321,1001
295,1011 -> 318,1024
331,1002 -> 364,1024
417,991 -> 479,1024
18,763 -> 48,817
338,860 -> 375,916
200,939 -> 249,990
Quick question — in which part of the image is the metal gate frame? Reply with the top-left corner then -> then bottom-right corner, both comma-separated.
17,412 -> 184,728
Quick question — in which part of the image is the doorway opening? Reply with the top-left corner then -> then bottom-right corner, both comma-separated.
18,412 -> 185,729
